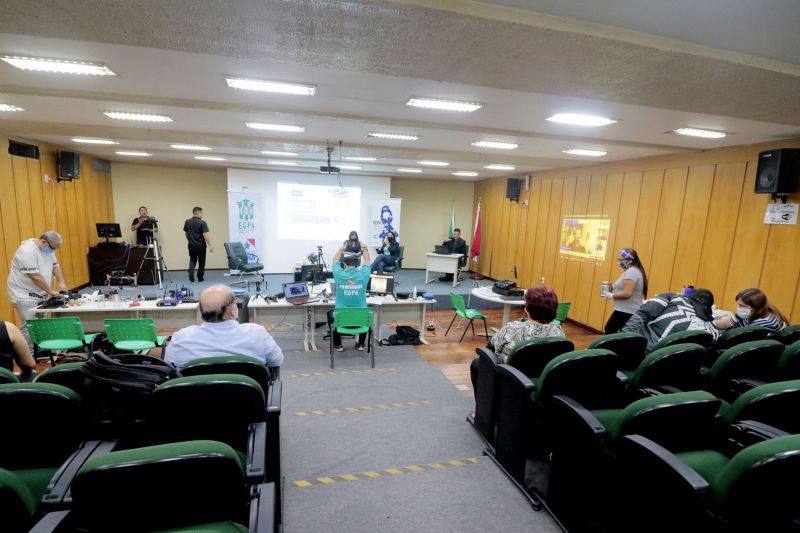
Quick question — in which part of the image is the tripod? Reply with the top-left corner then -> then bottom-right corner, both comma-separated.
138,238 -> 170,289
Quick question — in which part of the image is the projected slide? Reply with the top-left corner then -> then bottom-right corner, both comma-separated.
276,182 -> 361,240
559,216 -> 611,260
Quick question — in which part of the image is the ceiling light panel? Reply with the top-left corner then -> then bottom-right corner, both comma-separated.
1,55 -> 116,76
417,160 -> 449,167
246,122 -> 305,132
194,156 -> 226,161
397,168 -> 423,173
104,111 -> 173,122
345,156 -> 377,161
484,164 -> 515,170
672,127 -> 728,139
267,160 -> 298,166
406,97 -> 483,112
0,104 -> 24,112
367,132 -> 419,141
338,165 -> 362,170
72,138 -> 118,145
225,77 -> 316,95
171,144 -> 211,151
471,141 -> 519,150
115,151 -> 151,157
453,171 -> 479,177
546,113 -> 617,127
563,149 -> 607,157
260,150 -> 298,156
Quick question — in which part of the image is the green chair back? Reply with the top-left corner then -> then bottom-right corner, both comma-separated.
0,467 -> 38,532
588,332 -> 648,370
104,318 -> 158,349
720,379 -> 800,431
553,302 -> 571,325
33,361 -> 85,392
0,367 -> 19,384
334,307 -> 373,334
709,339 -> 785,380
628,343 -> 707,390
505,337 -> 575,378
777,340 -> 800,376
26,317 -> 86,348
450,292 -> 468,317
772,325 -> 800,345
712,325 -> 769,351
536,349 -> 620,407
651,330 -> 715,351
180,355 -> 272,392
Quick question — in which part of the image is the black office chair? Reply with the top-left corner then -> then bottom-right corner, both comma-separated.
224,241 -> 266,289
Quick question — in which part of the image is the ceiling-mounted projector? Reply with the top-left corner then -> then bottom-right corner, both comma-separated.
320,165 -> 340,174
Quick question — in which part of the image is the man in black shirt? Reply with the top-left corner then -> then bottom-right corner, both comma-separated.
131,206 -> 158,246
183,207 -> 213,282
439,227 -> 468,282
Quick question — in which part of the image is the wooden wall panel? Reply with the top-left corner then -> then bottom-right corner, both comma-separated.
492,182 -> 513,280
552,177 -> 576,298
670,165 -> 715,289
574,174 -> 606,327
0,135 -> 115,322
792,276 -> 800,325
511,182 -> 530,286
648,167 -> 688,294
587,173 -> 624,330
760,223 -> 800,320
519,179 -> 542,287
530,179 -> 552,285
541,179 -> 563,288
563,176 -> 592,316
632,169 -> 665,270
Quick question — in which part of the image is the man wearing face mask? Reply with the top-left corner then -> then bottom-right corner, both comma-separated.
7,231 -> 69,348
371,231 -> 400,274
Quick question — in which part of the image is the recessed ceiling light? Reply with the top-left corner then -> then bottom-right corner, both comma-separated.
104,111 -> 173,122
194,156 -> 227,161
338,165 -> 362,170
345,156 -> 377,161
0,104 -> 24,112
471,141 -> 519,150
71,138 -> 118,145
484,164 -> 516,171
453,171 -> 479,177
1,55 -> 116,76
267,160 -> 298,166
260,150 -> 298,156
417,160 -> 450,167
672,127 -> 728,139
171,144 -> 211,151
562,149 -> 607,157
406,97 -> 483,113
225,76 -> 316,96
115,151 -> 152,157
367,132 -> 420,141
397,168 -> 423,173
546,113 -> 617,127
246,122 -> 305,132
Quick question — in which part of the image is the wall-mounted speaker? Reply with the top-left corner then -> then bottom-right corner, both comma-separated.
8,140 -> 40,159
506,177 -> 520,200
57,151 -> 80,180
755,148 -> 799,194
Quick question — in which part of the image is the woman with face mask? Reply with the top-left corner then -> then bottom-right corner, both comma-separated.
714,288 -> 788,333
370,232 -> 400,274
342,231 -> 370,264
601,248 -> 649,333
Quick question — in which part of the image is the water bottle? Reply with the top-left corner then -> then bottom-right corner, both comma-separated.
413,286 -> 417,300
600,281 -> 612,297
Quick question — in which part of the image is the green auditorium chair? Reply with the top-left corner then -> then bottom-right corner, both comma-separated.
625,343 -> 707,395
552,302 -> 571,326
505,337 -> 575,379
703,340 -> 784,402
470,347 -> 501,449
330,307 -> 374,369
617,433 -> 800,532
718,379 -> 800,436
0,367 -> 20,384
650,329 -> 714,352
26,317 -> 98,367
776,339 -> 800,379
33,362 -> 85,392
771,324 -> 800,345
705,325 -> 769,366
180,355 -> 276,390
446,292 -> 488,342
588,332 -> 648,372
30,440 -> 276,532
103,318 -> 169,352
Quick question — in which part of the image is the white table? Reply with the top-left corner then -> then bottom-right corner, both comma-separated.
470,285 -> 525,326
425,253 -> 464,287
249,285 -> 435,351
34,299 -> 201,331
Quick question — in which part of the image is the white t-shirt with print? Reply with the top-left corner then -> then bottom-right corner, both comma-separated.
7,239 -> 58,303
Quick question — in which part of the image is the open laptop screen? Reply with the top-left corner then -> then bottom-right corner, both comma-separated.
368,274 -> 394,295
283,282 -> 310,299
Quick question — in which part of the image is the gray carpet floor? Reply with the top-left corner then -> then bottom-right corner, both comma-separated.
278,342 -> 563,533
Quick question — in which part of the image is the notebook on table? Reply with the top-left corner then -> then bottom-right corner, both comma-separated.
282,282 -> 319,305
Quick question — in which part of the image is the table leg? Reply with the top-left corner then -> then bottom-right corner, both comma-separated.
425,265 -> 434,284
419,303 -> 429,344
374,305 -> 383,343
502,304 -> 511,325
309,307 -> 318,351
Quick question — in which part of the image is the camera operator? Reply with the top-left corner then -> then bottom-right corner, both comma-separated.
131,206 -> 158,246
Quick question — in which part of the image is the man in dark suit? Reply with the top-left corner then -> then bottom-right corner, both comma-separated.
439,228 -> 468,282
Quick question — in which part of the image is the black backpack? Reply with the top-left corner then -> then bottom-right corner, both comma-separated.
380,325 -> 422,346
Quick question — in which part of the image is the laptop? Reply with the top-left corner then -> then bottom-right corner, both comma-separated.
282,282 -> 319,305
368,274 -> 395,296
434,244 -> 450,254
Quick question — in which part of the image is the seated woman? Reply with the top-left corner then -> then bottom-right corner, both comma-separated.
714,288 -> 787,334
0,321 -> 37,381
469,286 -> 565,394
370,231 -> 400,274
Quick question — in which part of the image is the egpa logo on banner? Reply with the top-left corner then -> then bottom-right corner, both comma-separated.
237,199 -> 256,232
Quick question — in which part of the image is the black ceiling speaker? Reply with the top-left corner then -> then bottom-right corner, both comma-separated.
8,140 -> 40,159
755,148 -> 799,195
506,177 -> 520,201
57,151 -> 80,181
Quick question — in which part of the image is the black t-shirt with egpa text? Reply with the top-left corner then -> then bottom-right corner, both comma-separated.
183,217 -> 209,250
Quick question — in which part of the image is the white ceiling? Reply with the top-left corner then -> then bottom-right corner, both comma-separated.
0,0 -> 798,180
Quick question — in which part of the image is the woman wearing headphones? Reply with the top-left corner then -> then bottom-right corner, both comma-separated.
602,248 -> 649,333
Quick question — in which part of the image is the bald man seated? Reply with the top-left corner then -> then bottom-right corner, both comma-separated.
164,284 -> 284,369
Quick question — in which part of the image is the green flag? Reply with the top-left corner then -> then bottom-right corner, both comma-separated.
448,205 -> 455,238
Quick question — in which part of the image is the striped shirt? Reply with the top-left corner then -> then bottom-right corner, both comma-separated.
730,313 -> 786,333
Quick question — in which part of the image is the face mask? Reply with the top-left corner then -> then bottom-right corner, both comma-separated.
736,306 -> 750,319
387,236 -> 395,242
350,236 -> 357,241
42,243 -> 55,254
617,261 -> 627,269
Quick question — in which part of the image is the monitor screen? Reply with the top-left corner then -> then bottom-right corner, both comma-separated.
300,264 -> 322,282
283,282 -> 310,299
96,223 -> 122,238
368,274 -> 394,295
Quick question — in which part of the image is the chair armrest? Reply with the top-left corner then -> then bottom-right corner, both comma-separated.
725,419 -> 789,453
43,439 -> 118,506
249,482 -> 277,533
29,510 -> 72,533
615,370 -> 630,387
728,378 -> 766,397
267,365 -> 280,381
618,434 -> 711,495
550,395 -> 608,450
246,422 -> 268,483
266,379 -> 282,415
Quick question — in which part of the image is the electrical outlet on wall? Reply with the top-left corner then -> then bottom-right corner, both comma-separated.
44,174 -> 50,183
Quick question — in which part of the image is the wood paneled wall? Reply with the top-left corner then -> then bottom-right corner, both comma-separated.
472,138 -> 800,330
0,135 -> 114,323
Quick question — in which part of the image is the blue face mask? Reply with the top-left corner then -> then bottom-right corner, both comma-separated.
42,243 -> 55,254
618,261 -> 627,269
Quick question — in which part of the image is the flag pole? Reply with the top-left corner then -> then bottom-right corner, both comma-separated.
470,196 -> 484,280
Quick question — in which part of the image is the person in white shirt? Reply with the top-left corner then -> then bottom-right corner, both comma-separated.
165,284 -> 284,370
7,231 -> 68,348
